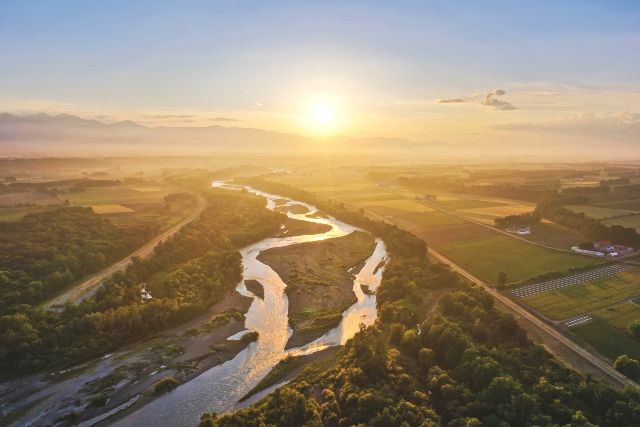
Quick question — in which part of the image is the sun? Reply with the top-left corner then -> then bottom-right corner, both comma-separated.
304,95 -> 342,135
313,101 -> 333,126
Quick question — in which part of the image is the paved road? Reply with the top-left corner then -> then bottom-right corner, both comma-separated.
42,194 -> 206,309
343,200 -> 637,388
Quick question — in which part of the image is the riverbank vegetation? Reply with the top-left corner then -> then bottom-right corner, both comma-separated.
201,178 -> 640,427
0,188 -> 284,375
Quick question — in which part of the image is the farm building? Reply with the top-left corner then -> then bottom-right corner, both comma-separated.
506,226 -> 531,235
571,246 -> 605,257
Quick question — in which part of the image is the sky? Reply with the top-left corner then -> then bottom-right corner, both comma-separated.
1,0 -> 639,149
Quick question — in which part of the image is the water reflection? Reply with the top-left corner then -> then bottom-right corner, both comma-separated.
112,182 -> 387,426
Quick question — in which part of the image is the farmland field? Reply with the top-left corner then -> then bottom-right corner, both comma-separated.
0,191 -> 62,206
522,268 -> 640,320
521,222 -> 589,250
564,204 -> 635,219
572,318 -> 640,360
602,214 -> 640,231
65,184 -> 175,206
91,204 -> 136,214
594,301 -> 640,330
271,171 -> 598,283
0,206 -> 54,221
601,198 -> 640,211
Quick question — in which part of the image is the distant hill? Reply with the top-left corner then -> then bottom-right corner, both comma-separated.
0,112 -> 474,159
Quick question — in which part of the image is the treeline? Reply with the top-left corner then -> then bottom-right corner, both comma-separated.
536,200 -> 640,248
0,178 -> 121,195
494,211 -> 541,229
396,176 -> 559,202
0,189 -> 284,374
0,207 -> 155,312
201,179 -> 640,427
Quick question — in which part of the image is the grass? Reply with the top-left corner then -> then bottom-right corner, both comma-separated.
594,301 -> 640,330
356,198 -> 434,212
564,204 -> 635,219
522,269 -> 640,320
431,199 -> 508,210
572,317 -> 640,360
459,203 -> 534,219
437,232 -> 595,284
602,198 -> 640,211
522,221 -> 590,250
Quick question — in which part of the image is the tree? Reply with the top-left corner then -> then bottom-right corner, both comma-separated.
496,271 -> 508,287
613,354 -> 640,380
628,320 -> 640,340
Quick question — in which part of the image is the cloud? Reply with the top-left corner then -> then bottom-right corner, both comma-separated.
480,89 -> 517,110
437,89 -> 517,110
437,97 -> 468,104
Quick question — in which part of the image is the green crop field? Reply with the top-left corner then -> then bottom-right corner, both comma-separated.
435,232 -> 596,284
564,204 -> 635,219
382,211 -> 597,284
602,214 -> 640,231
602,198 -> 640,211
270,172 -> 598,283
522,269 -> 640,320
572,318 -> 640,360
594,301 -> 640,330
430,199 -> 508,211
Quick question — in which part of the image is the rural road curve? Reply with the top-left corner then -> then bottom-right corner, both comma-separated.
341,198 -> 637,388
42,194 -> 206,309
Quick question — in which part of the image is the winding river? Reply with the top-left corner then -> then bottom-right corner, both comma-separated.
113,182 -> 388,426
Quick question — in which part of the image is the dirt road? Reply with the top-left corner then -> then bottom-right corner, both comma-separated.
42,194 -> 206,309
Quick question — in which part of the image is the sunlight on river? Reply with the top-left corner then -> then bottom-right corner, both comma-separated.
111,182 -> 388,427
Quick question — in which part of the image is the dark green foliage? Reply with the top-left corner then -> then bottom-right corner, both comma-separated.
0,206 -> 154,311
204,179 -> 640,427
614,355 -> 640,381
152,376 -> 180,395
494,211 -> 541,229
0,190 -> 283,375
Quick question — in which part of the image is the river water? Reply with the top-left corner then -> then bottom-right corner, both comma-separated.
112,182 -> 388,426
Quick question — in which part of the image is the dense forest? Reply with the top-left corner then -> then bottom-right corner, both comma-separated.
0,207 -> 155,312
0,189 -> 284,374
201,179 -> 640,427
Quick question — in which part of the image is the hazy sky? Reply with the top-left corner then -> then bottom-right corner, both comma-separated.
1,1 -> 639,146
